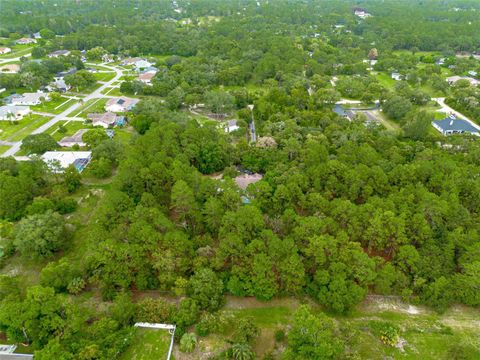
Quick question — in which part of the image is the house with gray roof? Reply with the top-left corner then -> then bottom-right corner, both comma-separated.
432,116 -> 480,136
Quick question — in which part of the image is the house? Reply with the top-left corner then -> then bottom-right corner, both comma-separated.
105,97 -> 138,112
468,70 -> 477,77
15,37 -> 36,45
102,54 -> 114,63
0,64 -> 21,74
354,8 -> 372,18
391,72 -> 402,81
11,92 -> 48,106
48,50 -> 71,58
432,116 -> 480,136
55,68 -> 77,80
33,32 -> 42,39
121,57 -> 143,66
333,104 -> 356,121
41,151 -> 92,172
47,78 -> 70,93
225,119 -> 239,133
234,173 -> 263,190
137,71 -> 156,85
88,112 -> 118,128
0,105 -> 31,120
446,76 -> 479,86
0,344 -> 33,359
134,60 -> 153,70
435,58 -> 445,65
0,47 -> 11,54
58,129 -> 89,147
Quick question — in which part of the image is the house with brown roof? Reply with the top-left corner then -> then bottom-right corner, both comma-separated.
137,71 -> 156,85
15,37 -> 36,45
58,129 -> 89,147
105,97 -> 139,112
234,173 -> 263,190
88,112 -> 118,128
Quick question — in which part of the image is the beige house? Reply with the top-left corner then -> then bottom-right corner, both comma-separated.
88,112 -> 117,128
0,47 -> 12,54
105,97 -> 139,112
137,72 -> 156,85
0,64 -> 20,74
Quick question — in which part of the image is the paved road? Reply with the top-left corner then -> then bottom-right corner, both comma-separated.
1,64 -> 123,157
0,53 -> 31,64
432,97 -> 480,131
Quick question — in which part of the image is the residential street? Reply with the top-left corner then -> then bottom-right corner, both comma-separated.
1,63 -> 123,157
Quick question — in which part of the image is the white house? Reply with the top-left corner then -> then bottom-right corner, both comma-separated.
105,97 -> 139,112
0,47 -> 11,54
134,60 -> 153,70
0,105 -> 31,120
41,151 -> 92,172
11,92 -> 49,106
225,119 -> 239,133
48,50 -> 71,58
391,72 -> 402,81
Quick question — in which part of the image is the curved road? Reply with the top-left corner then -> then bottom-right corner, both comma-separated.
2,64 -> 123,158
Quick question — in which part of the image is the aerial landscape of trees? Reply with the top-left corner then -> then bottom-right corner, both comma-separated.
0,0 -> 479,358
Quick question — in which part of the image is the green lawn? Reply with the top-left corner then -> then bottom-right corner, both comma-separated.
0,45 -> 33,59
119,328 -> 173,360
101,87 -> 122,96
375,72 -> 397,90
0,115 -> 51,141
31,97 -> 74,114
68,98 -> 108,118
50,120 -> 92,141
0,145 -> 10,155
205,298 -> 480,360
93,72 -> 116,82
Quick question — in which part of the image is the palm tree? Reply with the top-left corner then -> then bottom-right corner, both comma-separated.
231,343 -> 255,360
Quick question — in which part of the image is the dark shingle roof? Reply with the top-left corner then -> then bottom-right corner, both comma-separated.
433,118 -> 479,134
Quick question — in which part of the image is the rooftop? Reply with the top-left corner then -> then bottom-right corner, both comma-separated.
41,151 -> 92,172
433,117 -> 480,135
234,173 -> 263,190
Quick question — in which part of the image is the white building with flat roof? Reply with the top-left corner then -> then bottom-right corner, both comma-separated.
41,151 -> 92,172
11,92 -> 49,106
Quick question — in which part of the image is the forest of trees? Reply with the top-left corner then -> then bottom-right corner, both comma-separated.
0,0 -> 479,358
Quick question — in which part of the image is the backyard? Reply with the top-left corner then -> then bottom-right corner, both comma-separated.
120,327 -> 173,360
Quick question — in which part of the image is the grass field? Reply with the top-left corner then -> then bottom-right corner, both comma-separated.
0,45 -> 33,59
186,296 -> 480,360
93,72 -> 116,82
119,328 -> 173,360
0,115 -> 51,141
0,145 -> 10,154
101,87 -> 122,96
50,120 -> 92,141
68,98 -> 108,118
31,97 -> 74,114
